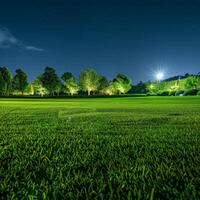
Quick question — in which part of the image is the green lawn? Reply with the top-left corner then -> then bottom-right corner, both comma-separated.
0,97 -> 200,199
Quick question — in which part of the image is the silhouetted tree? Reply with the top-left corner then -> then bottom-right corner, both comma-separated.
98,76 -> 109,93
184,73 -> 190,78
40,67 -> 60,96
13,69 -> 28,95
0,67 -> 12,95
132,81 -> 148,94
0,74 -> 4,95
61,72 -> 70,82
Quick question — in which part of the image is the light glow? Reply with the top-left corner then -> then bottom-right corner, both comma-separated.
156,71 -> 164,81
150,84 -> 154,89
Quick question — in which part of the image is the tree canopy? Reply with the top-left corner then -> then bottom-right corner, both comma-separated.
40,67 -> 61,96
13,69 -> 28,94
113,73 -> 132,94
185,76 -> 200,90
0,67 -> 12,95
79,68 -> 101,95
64,72 -> 79,95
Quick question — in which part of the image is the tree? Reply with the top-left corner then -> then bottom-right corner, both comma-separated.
32,77 -> 49,96
25,84 -> 34,95
79,68 -> 100,95
98,76 -> 109,93
185,76 -> 200,90
54,82 -> 62,96
132,81 -> 148,94
61,72 -> 71,83
0,67 -> 12,96
63,72 -> 79,95
40,67 -> 60,96
13,69 -> 28,95
101,81 -> 117,95
113,73 -> 132,94
0,73 -> 4,95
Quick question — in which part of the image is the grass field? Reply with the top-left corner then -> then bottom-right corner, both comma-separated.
0,97 -> 200,199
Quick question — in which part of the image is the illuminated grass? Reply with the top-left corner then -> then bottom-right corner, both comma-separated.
0,97 -> 200,199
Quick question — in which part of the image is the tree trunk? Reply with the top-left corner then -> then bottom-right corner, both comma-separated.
88,90 -> 91,96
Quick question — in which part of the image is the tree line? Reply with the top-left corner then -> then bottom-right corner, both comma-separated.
0,67 -> 132,96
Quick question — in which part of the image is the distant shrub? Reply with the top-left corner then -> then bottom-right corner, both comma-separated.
184,89 -> 199,96
197,91 -> 200,96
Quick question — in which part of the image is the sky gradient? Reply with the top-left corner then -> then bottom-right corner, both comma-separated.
0,0 -> 200,83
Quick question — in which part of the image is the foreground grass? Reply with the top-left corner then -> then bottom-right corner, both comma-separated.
0,97 -> 200,199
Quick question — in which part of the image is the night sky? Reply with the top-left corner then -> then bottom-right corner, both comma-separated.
0,0 -> 200,83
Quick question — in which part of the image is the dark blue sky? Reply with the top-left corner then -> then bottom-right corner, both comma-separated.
0,0 -> 200,83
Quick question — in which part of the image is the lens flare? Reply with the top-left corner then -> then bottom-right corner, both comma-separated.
156,71 -> 164,81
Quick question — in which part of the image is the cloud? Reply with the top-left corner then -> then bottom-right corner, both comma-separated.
0,27 -> 21,48
0,26 -> 44,51
25,46 -> 44,52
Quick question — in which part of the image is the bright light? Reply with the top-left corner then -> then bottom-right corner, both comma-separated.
150,84 -> 154,89
156,71 -> 164,81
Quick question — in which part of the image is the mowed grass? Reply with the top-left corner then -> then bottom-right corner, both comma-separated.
0,97 -> 200,200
